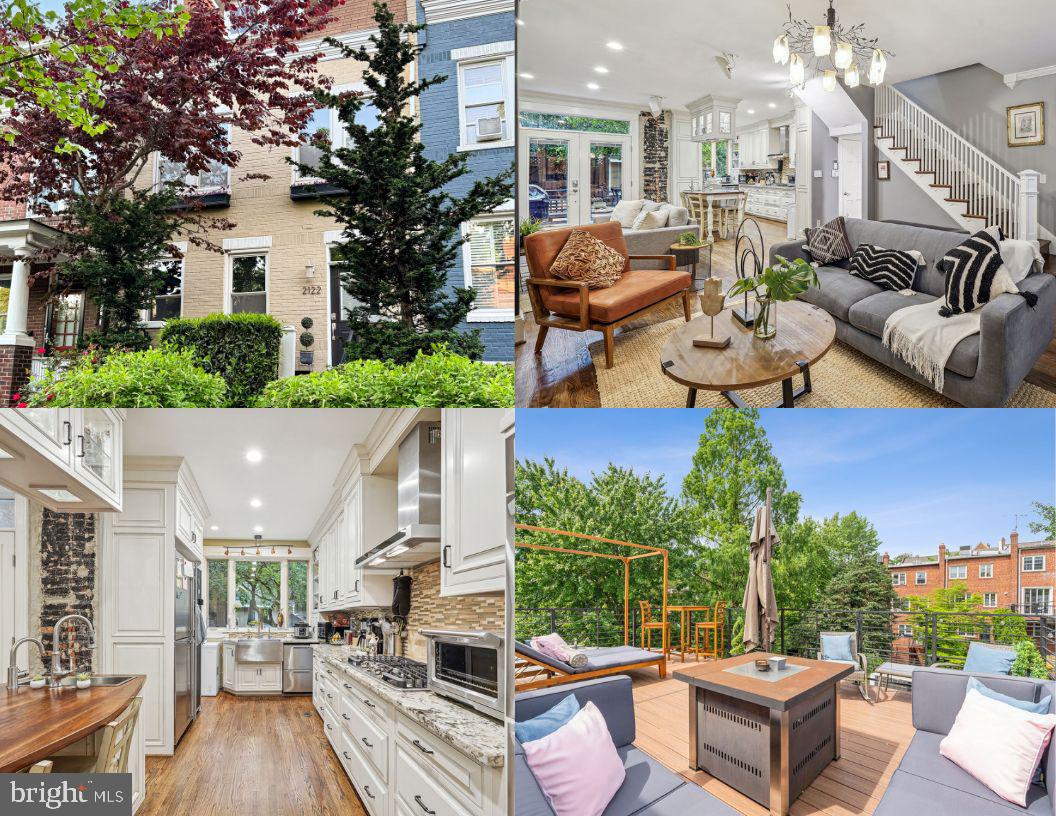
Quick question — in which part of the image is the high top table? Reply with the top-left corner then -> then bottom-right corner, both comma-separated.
674,654 -> 853,816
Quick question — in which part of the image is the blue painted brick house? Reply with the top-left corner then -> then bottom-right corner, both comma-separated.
417,0 -> 516,361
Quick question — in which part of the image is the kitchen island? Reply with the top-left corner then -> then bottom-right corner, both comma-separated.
0,675 -> 145,772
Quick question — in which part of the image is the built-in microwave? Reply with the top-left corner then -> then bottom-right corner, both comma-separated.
421,629 -> 504,720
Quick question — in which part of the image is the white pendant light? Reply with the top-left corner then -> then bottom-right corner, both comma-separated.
812,25 -> 831,57
772,34 -> 789,65
789,53 -> 805,86
868,48 -> 887,85
822,70 -> 837,92
833,41 -> 853,70
844,62 -> 860,88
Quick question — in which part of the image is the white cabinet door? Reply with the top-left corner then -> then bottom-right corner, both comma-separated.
342,486 -> 361,604
258,664 -> 282,692
236,664 -> 259,689
222,645 -> 234,689
176,494 -> 194,548
71,408 -> 121,506
440,409 -> 505,596
0,407 -> 72,467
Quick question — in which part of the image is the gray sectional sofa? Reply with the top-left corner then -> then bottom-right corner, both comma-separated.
769,218 -> 1056,407
515,676 -> 738,816
874,667 -> 1055,816
595,205 -> 701,266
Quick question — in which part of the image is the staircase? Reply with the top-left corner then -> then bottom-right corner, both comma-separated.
874,83 -> 1051,255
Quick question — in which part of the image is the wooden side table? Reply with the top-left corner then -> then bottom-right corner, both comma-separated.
669,242 -> 713,289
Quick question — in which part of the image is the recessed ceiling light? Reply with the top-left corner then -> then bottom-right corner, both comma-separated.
250,498 -> 262,509
210,525 -> 219,531
594,66 -> 609,74
606,41 -> 624,51
245,449 -> 262,463
768,102 -> 777,108
519,72 -> 534,80
587,82 -> 600,90
516,17 -> 524,25
253,525 -> 263,533
747,109 -> 756,114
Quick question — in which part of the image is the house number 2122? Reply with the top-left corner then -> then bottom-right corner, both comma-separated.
302,285 -> 322,296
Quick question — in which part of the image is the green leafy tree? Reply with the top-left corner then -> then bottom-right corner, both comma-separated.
1028,501 -> 1056,538
207,559 -> 228,628
296,1 -> 513,363
906,583 -> 1029,666
288,560 -> 308,623
235,561 -> 281,627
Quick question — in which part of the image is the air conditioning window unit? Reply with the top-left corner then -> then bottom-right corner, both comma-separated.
476,116 -> 504,141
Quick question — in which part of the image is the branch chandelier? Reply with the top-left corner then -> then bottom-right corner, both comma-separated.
772,1 -> 893,92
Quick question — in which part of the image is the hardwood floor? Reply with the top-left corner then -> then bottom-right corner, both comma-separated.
626,658 -> 915,816
140,693 -> 365,816
515,219 -> 1056,407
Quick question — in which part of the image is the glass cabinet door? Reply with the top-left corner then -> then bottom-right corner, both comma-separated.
77,409 -> 115,492
0,408 -> 72,467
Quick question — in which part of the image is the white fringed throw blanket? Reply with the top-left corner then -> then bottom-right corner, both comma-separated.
882,300 -> 981,392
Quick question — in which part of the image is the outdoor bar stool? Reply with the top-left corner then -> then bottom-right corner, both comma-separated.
693,600 -> 726,661
638,600 -> 671,655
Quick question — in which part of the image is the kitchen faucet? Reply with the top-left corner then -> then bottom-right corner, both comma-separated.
6,637 -> 47,691
50,614 -> 97,689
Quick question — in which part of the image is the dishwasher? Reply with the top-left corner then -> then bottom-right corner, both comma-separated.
282,644 -> 314,693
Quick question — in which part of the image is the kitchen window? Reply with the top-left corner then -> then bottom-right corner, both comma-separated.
948,564 -> 967,580
915,572 -> 926,585
456,46 -> 514,150
1022,555 -> 1045,572
463,214 -> 515,319
288,560 -> 308,625
203,551 -> 310,632
295,99 -> 380,180
982,593 -> 997,608
978,563 -> 993,578
891,572 -> 905,586
206,559 -> 229,628
235,560 -> 282,627
229,253 -> 267,314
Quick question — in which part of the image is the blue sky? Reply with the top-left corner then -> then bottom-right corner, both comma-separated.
515,409 -> 1056,556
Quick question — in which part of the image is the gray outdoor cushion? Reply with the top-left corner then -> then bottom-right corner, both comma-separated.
876,768 -> 1052,816
582,646 -> 662,671
843,218 -> 967,297
898,731 -> 1052,814
846,290 -> 980,378
634,782 -> 742,815
798,267 -> 883,322
603,746 -> 685,816
516,675 -> 637,748
514,751 -> 557,816
912,668 -> 1048,735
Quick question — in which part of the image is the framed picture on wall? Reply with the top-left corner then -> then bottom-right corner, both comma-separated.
1007,102 -> 1045,147
876,160 -> 890,181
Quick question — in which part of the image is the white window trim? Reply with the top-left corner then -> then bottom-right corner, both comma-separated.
203,549 -> 312,636
291,84 -> 371,185
892,572 -> 906,586
154,119 -> 233,194
1022,586 -> 1052,610
898,624 -> 912,637
978,563 -> 993,578
461,211 -> 515,322
223,237 -> 271,316
982,593 -> 997,608
455,43 -> 515,152
141,246 -> 188,328
1022,555 -> 1045,572
915,572 -> 926,585
948,565 -> 967,580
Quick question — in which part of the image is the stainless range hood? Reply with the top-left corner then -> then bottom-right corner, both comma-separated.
356,421 -> 441,569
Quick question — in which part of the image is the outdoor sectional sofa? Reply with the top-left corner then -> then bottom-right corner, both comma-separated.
515,676 -> 738,816
769,218 -> 1056,407
515,640 -> 666,690
874,666 -> 1055,816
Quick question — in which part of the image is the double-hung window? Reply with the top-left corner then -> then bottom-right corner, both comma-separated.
454,43 -> 514,150
463,214 -> 515,320
1022,555 -> 1045,572
149,258 -> 184,323
948,564 -> 967,580
978,563 -> 993,578
295,95 -> 380,181
892,572 -> 906,586
230,253 -> 267,314
915,572 -> 926,585
982,593 -> 997,608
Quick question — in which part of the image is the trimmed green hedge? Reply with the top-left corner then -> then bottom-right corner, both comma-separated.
253,346 -> 514,407
26,348 -> 227,408
159,313 -> 283,406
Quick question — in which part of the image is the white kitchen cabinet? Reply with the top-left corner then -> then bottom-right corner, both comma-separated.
229,660 -> 282,694
222,642 -> 235,690
0,408 -> 123,511
440,408 -> 506,596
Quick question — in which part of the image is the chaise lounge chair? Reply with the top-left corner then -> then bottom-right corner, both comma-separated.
515,640 -> 666,691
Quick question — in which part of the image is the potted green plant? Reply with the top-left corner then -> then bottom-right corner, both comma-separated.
676,230 -> 704,248
76,672 -> 91,689
728,255 -> 819,340
518,217 -> 543,252
29,674 -> 46,689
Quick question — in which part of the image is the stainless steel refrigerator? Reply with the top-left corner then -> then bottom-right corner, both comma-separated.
175,553 -> 205,746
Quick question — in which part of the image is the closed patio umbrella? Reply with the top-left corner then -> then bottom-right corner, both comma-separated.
742,488 -> 779,653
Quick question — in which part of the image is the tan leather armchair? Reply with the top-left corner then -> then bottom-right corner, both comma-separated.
524,221 -> 692,368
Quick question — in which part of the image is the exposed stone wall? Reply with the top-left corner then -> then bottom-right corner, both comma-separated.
640,111 -> 671,203
28,504 -> 99,675
403,560 -> 504,662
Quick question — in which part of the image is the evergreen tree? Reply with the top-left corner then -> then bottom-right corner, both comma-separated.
295,1 -> 514,363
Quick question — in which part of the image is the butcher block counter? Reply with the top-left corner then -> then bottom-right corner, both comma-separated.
0,675 -> 145,771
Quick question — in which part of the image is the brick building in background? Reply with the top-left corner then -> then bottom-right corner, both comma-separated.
884,531 -> 1055,613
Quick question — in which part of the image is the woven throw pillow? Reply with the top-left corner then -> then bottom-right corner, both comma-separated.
848,244 -> 923,292
804,216 -> 853,265
550,229 -> 625,289
938,228 -> 1035,317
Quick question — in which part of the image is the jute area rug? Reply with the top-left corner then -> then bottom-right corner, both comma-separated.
589,316 -> 1056,408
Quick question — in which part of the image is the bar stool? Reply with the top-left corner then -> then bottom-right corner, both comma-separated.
720,193 -> 746,239
693,600 -> 726,661
48,698 -> 141,774
638,601 -> 670,655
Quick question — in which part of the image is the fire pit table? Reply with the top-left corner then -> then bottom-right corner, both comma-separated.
674,653 -> 853,816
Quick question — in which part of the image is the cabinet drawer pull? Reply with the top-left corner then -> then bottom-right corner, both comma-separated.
363,699 -> 376,709
442,544 -> 451,568
63,421 -> 72,446
411,738 -> 434,755
326,693 -> 333,699
364,785 -> 375,800
342,714 -> 350,721
76,434 -> 85,458
342,750 -> 351,760
343,683 -> 351,689
361,737 -> 373,749
414,795 -> 435,814
326,723 -> 332,730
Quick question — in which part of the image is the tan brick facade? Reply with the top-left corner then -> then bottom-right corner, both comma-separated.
885,532 -> 1055,612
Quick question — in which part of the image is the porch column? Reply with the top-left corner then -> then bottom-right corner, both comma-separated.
0,252 -> 35,405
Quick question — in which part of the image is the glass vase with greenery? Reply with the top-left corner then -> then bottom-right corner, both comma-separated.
728,255 -> 819,340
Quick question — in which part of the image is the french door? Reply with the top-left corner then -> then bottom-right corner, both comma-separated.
520,129 -> 632,228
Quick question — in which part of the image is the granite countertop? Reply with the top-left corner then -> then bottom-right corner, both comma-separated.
313,644 -> 505,768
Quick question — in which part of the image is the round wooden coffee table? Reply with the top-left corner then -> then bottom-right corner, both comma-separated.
660,300 -> 836,408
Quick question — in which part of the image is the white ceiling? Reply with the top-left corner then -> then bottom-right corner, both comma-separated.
122,409 -> 383,541
518,0 -> 1056,127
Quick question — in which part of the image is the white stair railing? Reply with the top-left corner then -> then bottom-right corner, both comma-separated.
875,83 -> 1039,241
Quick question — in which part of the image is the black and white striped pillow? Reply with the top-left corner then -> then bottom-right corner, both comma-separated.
938,228 -> 1034,317
848,244 -> 922,292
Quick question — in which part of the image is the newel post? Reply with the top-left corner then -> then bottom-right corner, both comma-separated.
1017,169 -> 1040,242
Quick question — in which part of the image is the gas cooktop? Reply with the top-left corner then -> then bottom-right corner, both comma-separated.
347,654 -> 428,690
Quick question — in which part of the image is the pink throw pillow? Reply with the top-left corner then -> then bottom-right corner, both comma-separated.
939,688 -> 1056,806
532,632 -> 574,663
522,701 -> 626,816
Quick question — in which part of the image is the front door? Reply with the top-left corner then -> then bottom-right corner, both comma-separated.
329,263 -> 350,366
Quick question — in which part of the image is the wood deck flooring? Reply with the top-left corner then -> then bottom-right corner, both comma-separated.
624,657 -> 915,816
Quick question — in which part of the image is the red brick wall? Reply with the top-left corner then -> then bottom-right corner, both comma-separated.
0,344 -> 32,405
315,0 -> 407,38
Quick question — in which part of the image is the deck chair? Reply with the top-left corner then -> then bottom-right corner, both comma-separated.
514,640 -> 666,691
